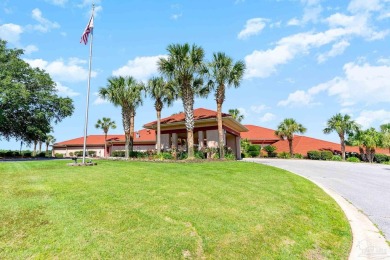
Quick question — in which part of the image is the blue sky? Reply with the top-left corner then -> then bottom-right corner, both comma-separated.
1,0 -> 390,149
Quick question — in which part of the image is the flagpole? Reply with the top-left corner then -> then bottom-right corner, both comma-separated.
82,4 -> 94,164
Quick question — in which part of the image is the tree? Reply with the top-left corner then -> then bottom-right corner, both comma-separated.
158,43 -> 208,159
0,40 -> 74,144
45,134 -> 56,155
228,109 -> 244,123
95,117 -> 116,157
323,113 -> 359,161
275,118 -> 307,157
208,52 -> 245,158
380,123 -> 390,153
99,76 -> 143,158
147,77 -> 175,154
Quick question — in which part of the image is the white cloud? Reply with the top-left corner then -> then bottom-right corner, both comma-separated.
0,23 -> 23,45
55,82 -> 80,97
237,107 -> 248,118
238,18 -> 268,40
93,92 -> 108,105
171,13 -> 182,20
277,90 -> 314,107
112,55 -> 167,82
317,40 -> 350,63
377,57 -> 390,65
287,18 -> 300,26
29,8 -> 60,33
355,110 -> 390,128
348,0 -> 382,13
250,105 -> 269,113
279,61 -> 390,107
24,44 -> 39,55
259,113 -> 276,123
45,0 -> 68,7
24,57 -> 97,82
244,10 -> 388,79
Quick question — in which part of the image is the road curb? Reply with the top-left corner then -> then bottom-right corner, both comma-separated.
243,159 -> 390,259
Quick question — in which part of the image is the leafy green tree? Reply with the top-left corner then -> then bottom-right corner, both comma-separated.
228,108 -> 244,123
380,123 -> 390,153
208,52 -> 245,158
95,117 -> 116,157
323,113 -> 359,160
353,128 -> 381,163
275,118 -> 307,157
0,40 -> 74,144
99,76 -> 143,158
158,43 -> 208,159
147,77 -> 175,154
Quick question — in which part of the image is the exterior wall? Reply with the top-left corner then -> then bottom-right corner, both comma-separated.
226,135 -> 236,150
53,146 -> 104,157
110,144 -> 155,154
160,134 -> 170,150
206,130 -> 219,148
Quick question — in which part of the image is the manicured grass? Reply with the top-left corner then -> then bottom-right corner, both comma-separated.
0,160 -> 351,259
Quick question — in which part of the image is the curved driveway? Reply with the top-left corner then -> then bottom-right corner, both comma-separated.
244,158 -> 390,241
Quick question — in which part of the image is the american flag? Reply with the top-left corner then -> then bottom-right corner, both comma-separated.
80,15 -> 94,45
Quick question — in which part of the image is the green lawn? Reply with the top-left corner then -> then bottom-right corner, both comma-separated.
0,160 -> 351,259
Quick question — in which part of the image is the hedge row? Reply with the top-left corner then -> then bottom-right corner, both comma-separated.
307,150 -> 334,160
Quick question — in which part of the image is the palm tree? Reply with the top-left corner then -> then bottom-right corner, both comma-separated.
95,117 -> 116,157
45,134 -> 56,155
275,118 -> 307,157
147,77 -> 175,154
323,113 -> 359,161
158,43 -> 208,159
99,76 -> 132,158
208,52 -> 245,159
228,109 -> 244,123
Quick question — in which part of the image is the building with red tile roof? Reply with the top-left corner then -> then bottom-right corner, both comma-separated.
53,129 -> 155,157
240,125 -> 280,145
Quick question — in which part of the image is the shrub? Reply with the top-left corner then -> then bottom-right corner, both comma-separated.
347,157 -> 360,163
5,150 -> 14,157
331,155 -> 342,161
374,153 -> 389,164
69,152 -> 74,157
112,150 -> 125,157
246,145 -> 259,158
74,151 -> 84,157
37,152 -> 46,158
224,153 -> 236,160
277,152 -> 291,159
195,151 -> 205,159
241,153 -> 246,159
88,151 -> 96,157
294,153 -> 303,159
177,151 -> 188,160
55,153 -> 64,158
320,151 -> 333,161
162,152 -> 173,160
307,150 -> 321,160
263,145 -> 277,157
23,151 -> 32,157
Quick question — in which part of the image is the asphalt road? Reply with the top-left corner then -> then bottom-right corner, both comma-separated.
244,158 -> 390,241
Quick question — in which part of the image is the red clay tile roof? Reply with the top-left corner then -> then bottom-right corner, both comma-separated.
143,108 -> 231,128
240,125 -> 280,141
272,135 -> 390,155
54,129 -> 155,146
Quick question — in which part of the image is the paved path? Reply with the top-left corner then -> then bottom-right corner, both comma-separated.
244,158 -> 390,241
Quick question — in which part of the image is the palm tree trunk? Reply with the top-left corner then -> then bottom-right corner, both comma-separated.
183,87 -> 195,159
38,141 -> 42,153
45,142 -> 49,154
340,135 -> 346,161
217,102 -> 224,159
187,130 -> 194,159
130,112 -> 135,153
156,109 -> 161,154
122,107 -> 131,159
288,138 -> 293,157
